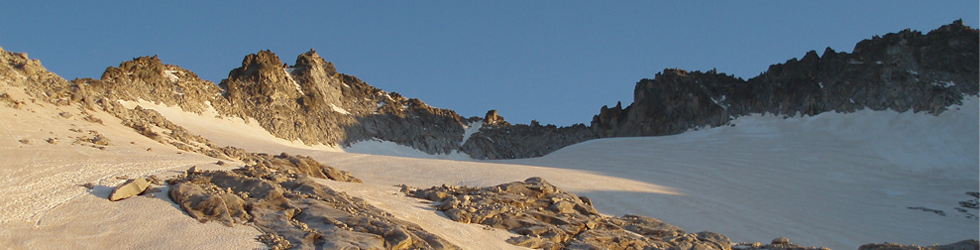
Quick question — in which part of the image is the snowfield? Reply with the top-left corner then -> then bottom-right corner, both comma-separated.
506,96 -> 979,249
1,78 -> 976,249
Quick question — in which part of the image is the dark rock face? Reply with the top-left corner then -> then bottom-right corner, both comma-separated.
168,158 -> 458,250
593,20 -> 979,137
407,177 -> 734,250
857,239 -> 979,250
460,122 -> 595,159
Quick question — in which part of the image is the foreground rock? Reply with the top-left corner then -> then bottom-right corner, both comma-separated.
108,177 -> 151,201
407,177 -> 735,250
168,154 -> 456,250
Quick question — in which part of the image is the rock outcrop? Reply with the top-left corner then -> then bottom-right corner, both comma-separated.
593,20 -> 979,137
407,177 -> 737,250
169,157 -> 457,250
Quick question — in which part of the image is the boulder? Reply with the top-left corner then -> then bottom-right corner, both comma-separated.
108,177 -> 150,201
771,237 -> 790,245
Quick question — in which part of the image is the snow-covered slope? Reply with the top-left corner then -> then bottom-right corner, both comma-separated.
506,96 -> 980,249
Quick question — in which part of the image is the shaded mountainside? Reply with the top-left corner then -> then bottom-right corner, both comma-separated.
2,21 -> 977,161
592,20 -> 978,138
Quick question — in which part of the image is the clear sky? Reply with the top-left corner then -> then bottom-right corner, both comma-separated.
1,1 -> 977,126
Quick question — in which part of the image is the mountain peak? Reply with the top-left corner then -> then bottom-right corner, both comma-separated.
293,49 -> 338,77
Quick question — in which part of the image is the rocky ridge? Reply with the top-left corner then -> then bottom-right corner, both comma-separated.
436,20 -> 980,159
592,20 -> 979,138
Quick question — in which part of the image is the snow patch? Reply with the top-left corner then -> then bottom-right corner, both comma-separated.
460,121 -> 482,146
709,95 -> 728,110
329,104 -> 350,115
163,70 -> 179,82
932,81 -> 956,88
283,68 -> 304,95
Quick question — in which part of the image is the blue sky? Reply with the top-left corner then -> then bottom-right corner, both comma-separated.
1,1 -> 977,126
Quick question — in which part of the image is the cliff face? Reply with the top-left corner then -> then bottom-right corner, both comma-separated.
592,20 -> 979,138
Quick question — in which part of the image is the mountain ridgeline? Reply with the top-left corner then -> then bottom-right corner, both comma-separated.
3,21 -> 978,160
593,20 -> 979,138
